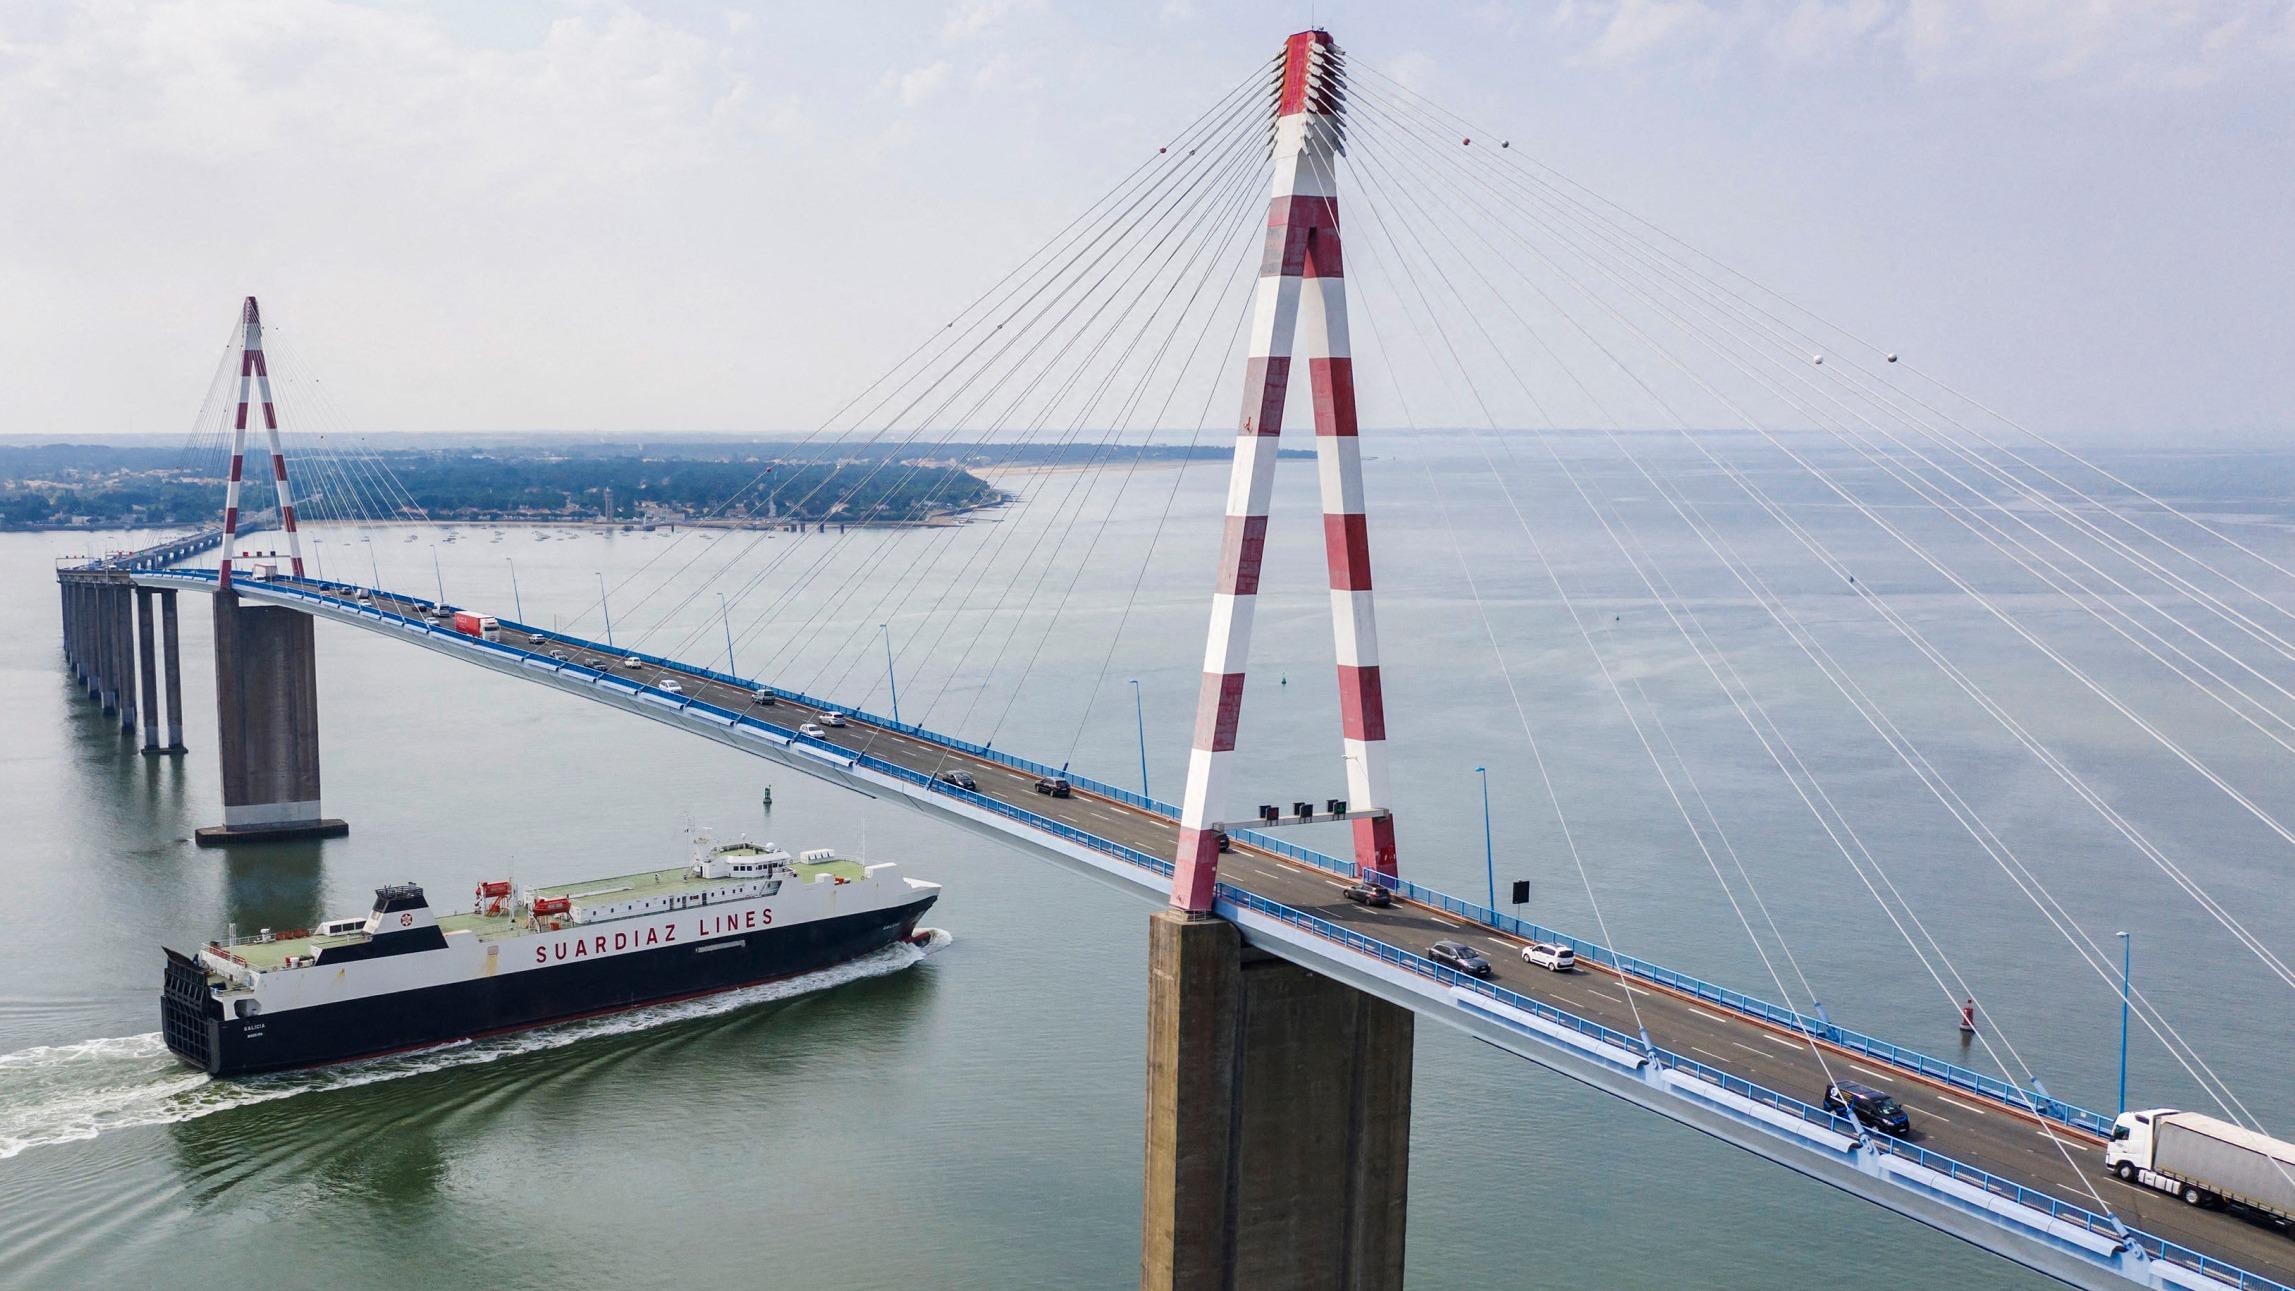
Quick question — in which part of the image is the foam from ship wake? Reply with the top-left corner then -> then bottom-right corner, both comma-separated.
0,929 -> 951,1161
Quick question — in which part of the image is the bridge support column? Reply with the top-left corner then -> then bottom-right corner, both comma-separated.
78,586 -> 100,698
136,590 -> 163,753
101,582 -> 126,715
160,589 -> 188,753
114,585 -> 139,736
195,590 -> 346,845
1141,910 -> 1410,1291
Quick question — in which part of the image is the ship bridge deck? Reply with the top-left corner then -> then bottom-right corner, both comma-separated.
204,857 -> 872,973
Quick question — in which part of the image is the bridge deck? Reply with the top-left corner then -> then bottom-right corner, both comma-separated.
146,570 -> 2295,1289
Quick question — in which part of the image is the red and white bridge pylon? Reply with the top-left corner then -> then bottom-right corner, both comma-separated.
1171,30 -> 1397,913
218,295 -> 306,591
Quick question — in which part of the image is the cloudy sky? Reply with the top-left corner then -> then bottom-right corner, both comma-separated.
2,0 -> 2289,440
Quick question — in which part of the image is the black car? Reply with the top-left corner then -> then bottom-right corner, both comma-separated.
1824,1081 -> 1912,1136
1034,777 -> 1072,798
1342,881 -> 1393,907
1214,830 -> 1232,853
1427,940 -> 1492,977
936,770 -> 978,791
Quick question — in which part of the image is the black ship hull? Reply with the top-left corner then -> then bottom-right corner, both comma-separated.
162,894 -> 935,1077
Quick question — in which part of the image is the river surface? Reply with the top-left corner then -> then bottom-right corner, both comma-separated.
2,433 -> 2291,1288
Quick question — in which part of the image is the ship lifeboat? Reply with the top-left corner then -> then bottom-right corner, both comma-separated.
531,896 -> 571,917
476,879 -> 514,916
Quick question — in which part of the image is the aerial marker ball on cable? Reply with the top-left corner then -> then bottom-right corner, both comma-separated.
1811,354 -> 1824,365
1886,353 -> 1898,363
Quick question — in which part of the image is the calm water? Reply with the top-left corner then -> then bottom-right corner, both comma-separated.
3,434 -> 2291,1288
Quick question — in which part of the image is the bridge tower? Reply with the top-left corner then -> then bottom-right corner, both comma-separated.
197,296 -> 344,846
1143,31 -> 1411,1291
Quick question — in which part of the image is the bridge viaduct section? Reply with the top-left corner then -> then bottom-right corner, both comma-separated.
58,572 -> 188,756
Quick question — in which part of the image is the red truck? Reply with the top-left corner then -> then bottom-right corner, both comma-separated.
451,611 -> 501,641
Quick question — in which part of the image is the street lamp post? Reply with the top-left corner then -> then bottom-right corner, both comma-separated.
881,624 -> 900,726
432,549 -> 446,608
2117,930 -> 2133,1117
720,594 -> 737,677
1476,765 -> 1495,913
598,572 -> 614,648
507,557 -> 524,623
1131,679 -> 1149,799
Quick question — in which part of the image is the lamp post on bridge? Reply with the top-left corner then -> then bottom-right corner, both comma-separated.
1476,765 -> 1495,913
432,549 -> 446,609
1131,678 -> 1149,800
720,594 -> 738,677
880,624 -> 900,726
506,557 -> 524,623
2117,930 -> 2133,1118
597,572 -> 615,648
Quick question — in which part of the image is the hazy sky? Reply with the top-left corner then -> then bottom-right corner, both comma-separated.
3,1 -> 2290,441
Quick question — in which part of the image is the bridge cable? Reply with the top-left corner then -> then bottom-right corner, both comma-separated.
1343,87 -> 2279,1136
606,60 -> 1279,648
1350,59 -> 2295,619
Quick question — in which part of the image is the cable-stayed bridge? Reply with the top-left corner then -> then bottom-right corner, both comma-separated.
52,27 -> 2295,1291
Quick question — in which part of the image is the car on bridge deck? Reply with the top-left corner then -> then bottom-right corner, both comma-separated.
1428,941 -> 1492,977
655,677 -> 684,695
1520,941 -> 1576,972
936,770 -> 977,791
622,656 -> 645,669
1824,1081 -> 1913,1136
816,711 -> 848,728
750,689 -> 776,706
1034,777 -> 1071,798
799,722 -> 827,739
1342,881 -> 1392,907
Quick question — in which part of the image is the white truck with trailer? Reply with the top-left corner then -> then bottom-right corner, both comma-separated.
2107,1108 -> 2295,1225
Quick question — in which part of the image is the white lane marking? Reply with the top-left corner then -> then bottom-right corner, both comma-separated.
1851,1065 -> 1898,1084
1691,1046 -> 1728,1062
1760,1033 -> 1803,1050
1731,1041 -> 1768,1058
1942,1097 -> 1989,1117
1922,1111 -> 1955,1127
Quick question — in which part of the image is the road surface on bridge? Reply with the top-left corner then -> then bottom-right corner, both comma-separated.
340,586 -> 2295,1283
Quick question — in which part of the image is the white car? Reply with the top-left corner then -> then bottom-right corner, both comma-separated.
816,711 -> 848,728
1520,941 -> 1577,972
656,677 -> 684,695
799,722 -> 827,739
621,656 -> 645,669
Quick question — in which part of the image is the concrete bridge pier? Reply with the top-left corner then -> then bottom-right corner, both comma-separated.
111,584 -> 137,735
1141,910 -> 1411,1291
160,590 -> 187,753
195,589 -> 346,846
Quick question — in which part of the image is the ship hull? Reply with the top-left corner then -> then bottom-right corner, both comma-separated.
163,893 -> 935,1077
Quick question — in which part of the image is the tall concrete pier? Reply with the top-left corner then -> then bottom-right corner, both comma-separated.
1140,910 -> 1411,1291
196,589 -> 345,845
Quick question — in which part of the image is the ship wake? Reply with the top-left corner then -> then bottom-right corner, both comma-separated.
0,930 -> 950,1161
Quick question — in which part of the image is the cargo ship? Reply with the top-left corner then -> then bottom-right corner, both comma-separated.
161,837 -> 940,1076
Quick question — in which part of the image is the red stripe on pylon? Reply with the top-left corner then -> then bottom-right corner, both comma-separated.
271,454 -> 287,481
1336,663 -> 1386,741
281,506 -> 299,532
1323,513 -> 1373,590
1353,812 -> 1398,879
1276,30 -> 1332,117
227,455 -> 245,482
1218,514 -> 1270,595
1239,356 -> 1289,435
1171,827 -> 1224,911
1308,357 -> 1356,434
1192,672 -> 1247,752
